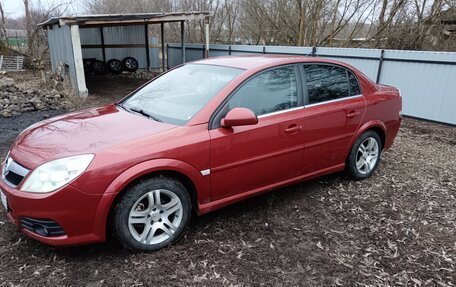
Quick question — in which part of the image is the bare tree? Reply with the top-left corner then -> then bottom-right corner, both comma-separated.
24,0 -> 33,53
80,0 -> 455,50
0,0 -> 8,44
297,0 -> 307,46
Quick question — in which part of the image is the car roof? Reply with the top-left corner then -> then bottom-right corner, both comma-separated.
192,54 -> 348,70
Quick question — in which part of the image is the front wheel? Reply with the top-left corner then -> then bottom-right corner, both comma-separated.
346,131 -> 382,180
111,176 -> 192,251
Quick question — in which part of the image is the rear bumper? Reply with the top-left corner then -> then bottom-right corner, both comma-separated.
385,118 -> 402,150
0,179 -> 106,246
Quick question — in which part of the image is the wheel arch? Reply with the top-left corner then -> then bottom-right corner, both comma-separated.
92,159 -> 209,241
345,120 -> 387,160
367,126 -> 386,148
117,170 -> 199,217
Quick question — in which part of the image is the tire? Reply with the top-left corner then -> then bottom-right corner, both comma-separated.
122,57 -> 139,72
346,130 -> 382,180
111,176 -> 192,251
83,59 -> 94,75
107,59 -> 123,74
92,60 -> 107,75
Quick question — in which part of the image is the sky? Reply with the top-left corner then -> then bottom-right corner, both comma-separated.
2,0 -> 82,18
2,0 -> 24,18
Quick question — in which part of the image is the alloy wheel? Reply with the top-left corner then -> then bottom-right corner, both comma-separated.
124,58 -> 137,70
356,137 -> 379,174
128,189 -> 183,245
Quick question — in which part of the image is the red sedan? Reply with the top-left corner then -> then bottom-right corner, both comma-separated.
0,56 -> 402,251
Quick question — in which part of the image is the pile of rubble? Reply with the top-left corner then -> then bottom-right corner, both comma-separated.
0,77 -> 70,117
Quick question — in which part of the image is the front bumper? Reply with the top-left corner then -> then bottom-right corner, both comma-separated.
0,178 -> 105,246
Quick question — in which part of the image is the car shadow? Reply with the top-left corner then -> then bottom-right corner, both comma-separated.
14,172 -> 347,259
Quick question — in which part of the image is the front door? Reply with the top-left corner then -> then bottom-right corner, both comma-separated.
209,65 -> 305,200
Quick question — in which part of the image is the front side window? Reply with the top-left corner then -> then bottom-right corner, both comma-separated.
122,64 -> 243,125
227,66 -> 298,116
303,64 -> 350,104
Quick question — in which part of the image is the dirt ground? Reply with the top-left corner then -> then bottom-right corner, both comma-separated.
0,75 -> 455,286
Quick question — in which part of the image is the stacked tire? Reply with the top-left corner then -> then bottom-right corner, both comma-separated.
122,57 -> 139,72
83,57 -> 139,76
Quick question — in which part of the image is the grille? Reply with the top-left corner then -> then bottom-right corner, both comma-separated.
5,170 -> 23,186
20,217 -> 66,237
2,156 -> 29,188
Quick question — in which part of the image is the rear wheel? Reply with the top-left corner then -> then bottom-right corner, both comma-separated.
112,176 -> 191,251
346,130 -> 382,180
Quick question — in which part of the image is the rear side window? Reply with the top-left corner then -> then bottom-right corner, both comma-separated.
303,64 -> 350,104
349,71 -> 361,96
227,66 -> 298,116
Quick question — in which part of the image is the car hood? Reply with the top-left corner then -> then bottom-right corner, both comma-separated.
9,104 -> 177,169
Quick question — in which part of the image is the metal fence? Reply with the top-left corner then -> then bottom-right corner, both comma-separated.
168,43 -> 456,125
0,55 -> 24,71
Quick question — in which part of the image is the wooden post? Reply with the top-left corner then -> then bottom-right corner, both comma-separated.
181,20 -> 185,64
161,22 -> 165,72
99,27 -> 106,63
145,24 -> 150,71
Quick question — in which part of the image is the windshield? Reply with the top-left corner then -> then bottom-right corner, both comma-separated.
121,64 -> 243,125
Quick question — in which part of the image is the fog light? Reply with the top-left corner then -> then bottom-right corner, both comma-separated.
32,224 -> 49,237
20,217 -> 65,237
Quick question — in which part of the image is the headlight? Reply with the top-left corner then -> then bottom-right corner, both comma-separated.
21,154 -> 94,193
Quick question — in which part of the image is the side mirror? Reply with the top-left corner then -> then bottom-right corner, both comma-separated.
221,107 -> 258,127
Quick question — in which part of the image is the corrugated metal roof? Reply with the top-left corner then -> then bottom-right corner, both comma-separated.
38,12 -> 212,28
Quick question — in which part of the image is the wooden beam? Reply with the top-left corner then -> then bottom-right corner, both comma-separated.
145,24 -> 150,70
81,44 -> 158,49
99,27 -> 106,62
161,22 -> 165,72
63,14 -> 209,27
181,20 -> 185,64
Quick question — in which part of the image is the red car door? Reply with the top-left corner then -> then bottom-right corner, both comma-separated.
301,64 -> 366,174
209,65 -> 305,201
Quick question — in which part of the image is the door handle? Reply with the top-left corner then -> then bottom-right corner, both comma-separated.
284,125 -> 302,133
346,111 -> 361,118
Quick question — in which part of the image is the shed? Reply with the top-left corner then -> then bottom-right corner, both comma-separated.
38,12 -> 212,97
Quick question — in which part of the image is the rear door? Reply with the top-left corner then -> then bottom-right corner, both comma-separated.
209,65 -> 305,200
301,64 -> 366,174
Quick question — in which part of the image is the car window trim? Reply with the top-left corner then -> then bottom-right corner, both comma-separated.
257,106 -> 304,119
304,94 -> 363,108
300,62 -> 363,106
209,64 -> 304,130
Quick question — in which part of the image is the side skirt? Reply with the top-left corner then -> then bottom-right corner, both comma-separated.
198,163 -> 345,215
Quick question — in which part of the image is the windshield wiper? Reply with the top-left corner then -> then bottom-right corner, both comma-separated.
117,103 -> 163,122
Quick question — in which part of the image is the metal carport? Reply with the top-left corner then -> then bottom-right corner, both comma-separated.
38,12 -> 212,97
